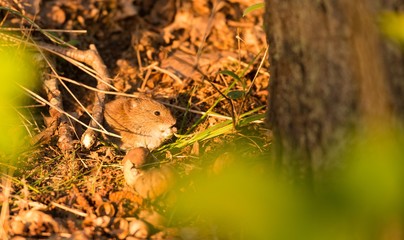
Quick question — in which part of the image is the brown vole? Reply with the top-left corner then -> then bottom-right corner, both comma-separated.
104,97 -> 176,150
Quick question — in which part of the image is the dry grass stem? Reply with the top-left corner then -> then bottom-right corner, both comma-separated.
58,77 -> 107,132
19,84 -> 121,138
0,27 -> 87,34
148,64 -> 184,85
246,44 -> 269,95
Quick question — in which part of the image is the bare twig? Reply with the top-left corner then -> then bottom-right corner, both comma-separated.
42,61 -> 75,151
34,42 -> 114,149
51,202 -> 87,217
195,0 -> 225,66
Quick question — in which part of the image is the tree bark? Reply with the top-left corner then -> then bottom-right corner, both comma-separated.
264,0 -> 404,182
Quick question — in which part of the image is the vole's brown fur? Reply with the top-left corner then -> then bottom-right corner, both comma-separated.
104,97 -> 176,150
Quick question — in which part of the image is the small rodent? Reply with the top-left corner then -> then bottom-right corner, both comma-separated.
104,97 -> 176,150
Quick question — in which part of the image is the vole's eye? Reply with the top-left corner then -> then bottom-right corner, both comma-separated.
154,111 -> 161,116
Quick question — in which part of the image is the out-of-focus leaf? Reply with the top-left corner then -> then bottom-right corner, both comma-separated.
339,129 -> 404,216
379,12 -> 404,45
0,41 -> 38,156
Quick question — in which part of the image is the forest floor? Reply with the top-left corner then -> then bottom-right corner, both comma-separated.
0,0 -> 270,239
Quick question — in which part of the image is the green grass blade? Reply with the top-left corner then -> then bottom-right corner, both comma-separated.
219,70 -> 242,82
243,3 -> 265,17
169,111 -> 265,149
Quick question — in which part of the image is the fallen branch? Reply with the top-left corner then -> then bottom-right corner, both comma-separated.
38,43 -> 112,149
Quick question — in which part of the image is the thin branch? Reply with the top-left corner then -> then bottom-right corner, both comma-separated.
51,202 -> 87,217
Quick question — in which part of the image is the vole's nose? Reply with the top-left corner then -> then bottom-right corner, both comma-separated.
171,126 -> 177,133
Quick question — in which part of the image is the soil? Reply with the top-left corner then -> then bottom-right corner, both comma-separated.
1,0 -> 270,239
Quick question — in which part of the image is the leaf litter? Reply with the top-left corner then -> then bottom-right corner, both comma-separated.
0,0 -> 270,238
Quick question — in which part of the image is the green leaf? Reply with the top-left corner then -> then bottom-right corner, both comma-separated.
219,70 -> 241,82
243,3 -> 264,17
379,12 -> 404,45
227,90 -> 245,100
219,70 -> 247,91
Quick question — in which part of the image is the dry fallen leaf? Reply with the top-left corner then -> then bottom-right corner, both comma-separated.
110,217 -> 129,239
95,202 -> 116,217
129,218 -> 149,238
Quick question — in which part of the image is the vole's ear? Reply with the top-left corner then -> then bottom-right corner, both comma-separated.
129,98 -> 140,109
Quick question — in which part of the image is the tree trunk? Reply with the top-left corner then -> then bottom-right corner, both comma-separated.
264,0 -> 404,182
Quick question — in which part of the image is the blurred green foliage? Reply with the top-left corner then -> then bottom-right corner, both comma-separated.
172,128 -> 404,239
379,12 -> 404,47
0,40 -> 38,158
